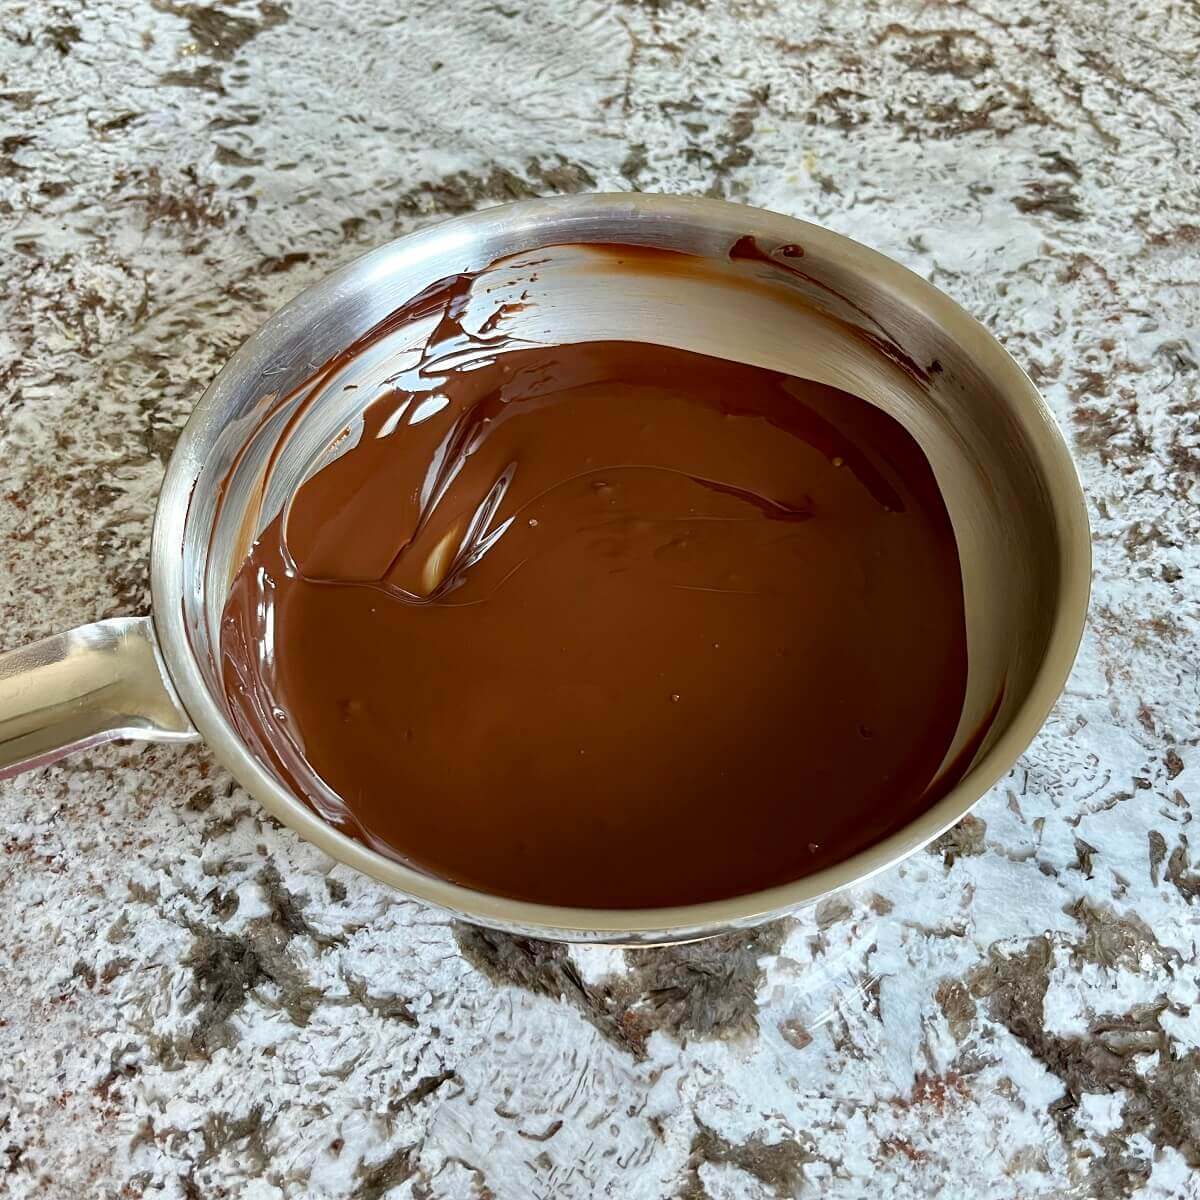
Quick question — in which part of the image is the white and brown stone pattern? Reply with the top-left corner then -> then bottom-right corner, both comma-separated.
1,0 -> 1198,1195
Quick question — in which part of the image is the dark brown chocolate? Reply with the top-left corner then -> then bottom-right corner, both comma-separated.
220,261 -> 968,910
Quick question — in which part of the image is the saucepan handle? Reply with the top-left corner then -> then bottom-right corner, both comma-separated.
0,616 -> 199,779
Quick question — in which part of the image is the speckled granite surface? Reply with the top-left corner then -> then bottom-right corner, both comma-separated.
1,1 -> 1199,1196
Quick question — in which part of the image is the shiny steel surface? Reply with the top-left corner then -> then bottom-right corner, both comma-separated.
2,195 -> 1091,941
0,616 -> 196,778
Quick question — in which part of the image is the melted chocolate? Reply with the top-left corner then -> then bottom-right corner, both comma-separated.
220,259 -> 968,910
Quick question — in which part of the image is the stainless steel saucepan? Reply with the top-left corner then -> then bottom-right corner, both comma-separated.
0,194 -> 1090,942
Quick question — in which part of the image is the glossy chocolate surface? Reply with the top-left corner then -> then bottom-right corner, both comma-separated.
221,258 -> 967,909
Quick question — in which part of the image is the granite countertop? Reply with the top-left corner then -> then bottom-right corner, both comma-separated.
2,1 -> 1199,1196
